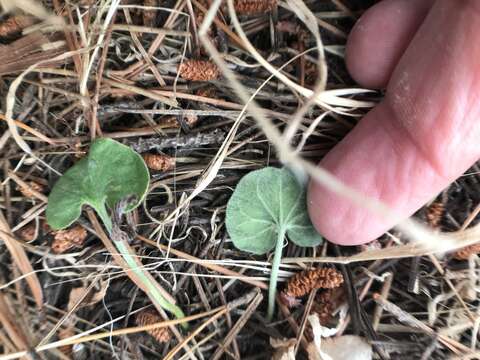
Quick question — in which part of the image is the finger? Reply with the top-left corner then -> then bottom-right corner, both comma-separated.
346,0 -> 435,89
308,0 -> 480,245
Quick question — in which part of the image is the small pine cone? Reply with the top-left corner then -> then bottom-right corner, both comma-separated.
18,224 -> 37,242
453,243 -> 480,260
159,116 -> 180,128
143,153 -> 175,171
143,0 -> 158,27
18,181 -> 44,198
58,327 -> 75,356
0,15 -> 35,37
184,114 -> 199,127
284,268 -> 343,298
233,0 -> 277,15
196,86 -> 217,98
311,290 -> 334,326
51,225 -> 87,254
136,309 -> 171,343
426,200 -> 444,228
178,60 -> 220,81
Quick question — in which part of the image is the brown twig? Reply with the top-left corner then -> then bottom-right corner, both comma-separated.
0,211 -> 43,308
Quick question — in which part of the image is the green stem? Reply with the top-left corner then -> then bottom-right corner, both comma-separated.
267,227 -> 286,321
95,201 -> 113,234
94,202 -> 186,326
115,240 -> 186,321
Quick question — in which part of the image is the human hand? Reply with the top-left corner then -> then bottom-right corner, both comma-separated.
307,0 -> 480,245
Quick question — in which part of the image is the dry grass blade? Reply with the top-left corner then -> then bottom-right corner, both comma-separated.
210,290 -> 263,360
0,307 -> 228,360
372,293 -> 473,355
0,114 -> 58,145
282,222 -> 480,265
0,211 -> 43,308
138,235 -> 268,289
0,33 -> 66,76
0,293 -> 29,351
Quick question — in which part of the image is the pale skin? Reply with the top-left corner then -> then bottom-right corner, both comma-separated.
307,0 -> 480,245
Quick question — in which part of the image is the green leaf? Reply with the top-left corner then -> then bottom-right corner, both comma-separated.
226,167 -> 322,254
46,138 -> 150,230
45,139 -> 187,323
226,167 -> 322,320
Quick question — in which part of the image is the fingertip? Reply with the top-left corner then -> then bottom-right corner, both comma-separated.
306,102 -> 444,247
346,0 -> 434,89
308,181 -> 374,246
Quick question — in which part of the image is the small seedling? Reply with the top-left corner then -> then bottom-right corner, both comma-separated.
46,138 -> 185,320
226,167 -> 322,320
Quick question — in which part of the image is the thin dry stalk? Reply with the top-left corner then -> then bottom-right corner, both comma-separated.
373,293 -> 472,355
0,32 -> 66,75
371,273 -> 393,331
210,290 -> 263,360
138,235 -> 268,289
0,211 -> 43,308
0,292 -> 29,351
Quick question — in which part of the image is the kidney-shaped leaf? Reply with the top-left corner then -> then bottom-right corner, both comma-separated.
226,167 -> 322,255
46,138 -> 150,230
